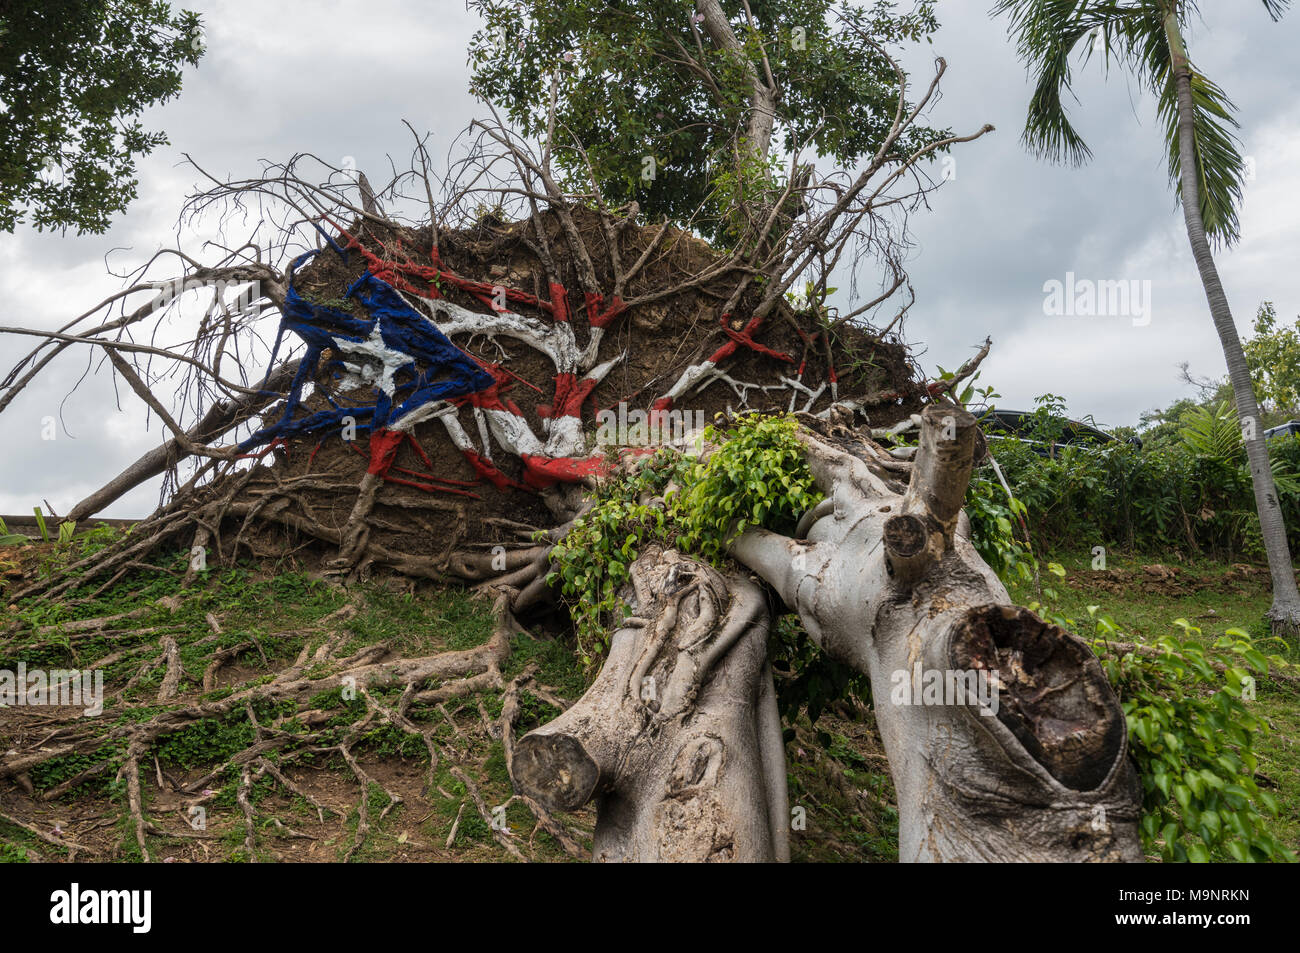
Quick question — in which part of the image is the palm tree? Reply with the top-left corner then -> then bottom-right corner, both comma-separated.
995,0 -> 1300,636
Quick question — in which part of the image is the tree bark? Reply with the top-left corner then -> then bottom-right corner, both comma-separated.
1162,8 -> 1300,636
510,545 -> 789,862
516,407 -> 1142,862
694,0 -> 776,163
729,406 -> 1143,861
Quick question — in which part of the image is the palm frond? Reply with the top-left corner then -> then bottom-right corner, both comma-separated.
1159,67 -> 1245,247
1097,3 -> 1246,247
1262,0 -> 1291,22
1179,401 -> 1242,462
1126,24 -> 1246,247
993,0 -> 1102,164
996,0 -> 1280,248
1270,453 -> 1300,496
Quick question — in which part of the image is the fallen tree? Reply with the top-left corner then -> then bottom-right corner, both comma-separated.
0,8 -> 1146,862
511,406 -> 1143,861
2,5 -> 975,604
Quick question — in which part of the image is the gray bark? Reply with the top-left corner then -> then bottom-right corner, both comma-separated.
694,0 -> 777,163
511,546 -> 788,862
516,406 -> 1142,862
730,406 -> 1142,861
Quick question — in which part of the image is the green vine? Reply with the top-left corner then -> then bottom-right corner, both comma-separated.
546,448 -> 691,665
548,413 -> 821,665
671,413 -> 823,564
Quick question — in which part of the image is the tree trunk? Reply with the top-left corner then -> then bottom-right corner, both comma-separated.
1163,10 -> 1300,637
730,406 -> 1142,861
510,545 -> 789,862
516,407 -> 1143,861
694,0 -> 776,163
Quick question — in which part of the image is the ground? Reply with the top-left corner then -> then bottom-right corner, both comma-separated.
0,533 -> 1294,862
1008,550 -> 1300,853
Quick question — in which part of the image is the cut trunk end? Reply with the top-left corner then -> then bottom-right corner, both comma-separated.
949,604 -> 1126,792
512,733 -> 602,813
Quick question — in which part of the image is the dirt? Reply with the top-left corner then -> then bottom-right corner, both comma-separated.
1064,562 -> 1269,598
190,206 -> 924,569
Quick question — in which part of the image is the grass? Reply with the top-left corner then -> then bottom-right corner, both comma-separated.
1009,549 -> 1281,642
785,708 -> 899,862
2,536 -> 1296,862
341,585 -> 496,657
0,547 -> 587,863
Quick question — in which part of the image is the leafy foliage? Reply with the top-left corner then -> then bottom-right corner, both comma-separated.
0,0 -> 203,233
549,414 -> 822,658
672,413 -> 822,561
1245,302 -> 1300,417
0,516 -> 26,546
1178,400 -> 1245,461
970,394 -> 1300,560
965,465 -> 1035,581
467,0 -> 949,238
769,612 -> 870,725
1090,615 -> 1293,862
548,414 -> 866,718
994,0 -> 1290,248
547,448 -> 693,663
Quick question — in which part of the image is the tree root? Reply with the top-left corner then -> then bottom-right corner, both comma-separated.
0,586 -> 594,862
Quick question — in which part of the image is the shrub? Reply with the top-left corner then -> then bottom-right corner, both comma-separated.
1086,613 -> 1292,862
971,395 -> 1300,559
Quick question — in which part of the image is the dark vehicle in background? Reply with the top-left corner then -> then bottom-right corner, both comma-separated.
972,407 -> 1140,457
1265,420 -> 1300,441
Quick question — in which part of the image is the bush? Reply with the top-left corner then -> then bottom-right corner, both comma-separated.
1078,611 -> 1291,862
968,396 -> 1300,559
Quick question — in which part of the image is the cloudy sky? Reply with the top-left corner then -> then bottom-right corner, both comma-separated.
1,0 -> 1297,518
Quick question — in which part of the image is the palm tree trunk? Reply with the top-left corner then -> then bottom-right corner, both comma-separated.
1164,10 -> 1300,635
